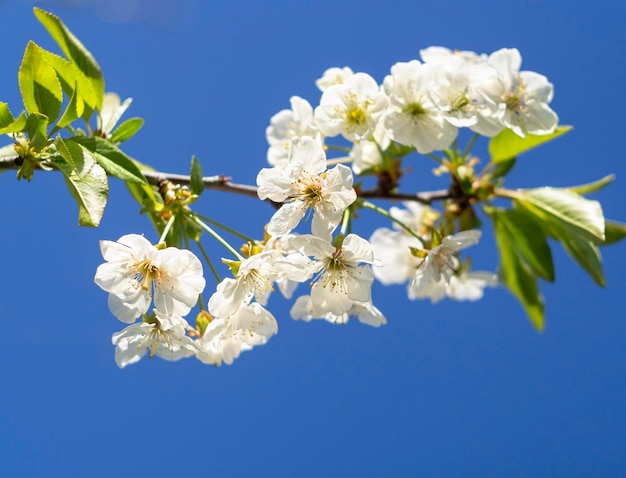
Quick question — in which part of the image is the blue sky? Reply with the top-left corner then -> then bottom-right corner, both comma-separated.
1,0 -> 625,476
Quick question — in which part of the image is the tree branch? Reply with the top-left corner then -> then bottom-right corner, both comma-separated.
0,156 -> 450,204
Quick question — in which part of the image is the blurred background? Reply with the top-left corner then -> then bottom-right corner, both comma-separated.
1,0 -> 625,476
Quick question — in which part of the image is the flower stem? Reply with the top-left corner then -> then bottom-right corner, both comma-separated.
340,207 -> 352,236
325,156 -> 352,166
193,213 -> 255,243
195,239 -> 222,283
462,133 -> 480,159
159,213 -> 177,245
360,200 -> 425,246
193,216 -> 245,261
425,153 -> 445,165
326,144 -> 352,153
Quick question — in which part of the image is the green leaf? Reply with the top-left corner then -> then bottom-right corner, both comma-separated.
72,136 -> 147,184
33,7 -> 104,111
484,156 -> 517,181
39,49 -> 98,121
559,236 -> 605,287
190,155 -> 204,196
603,220 -> 626,246
56,142 -> 108,227
0,111 -> 28,135
55,136 -> 80,172
489,125 -> 572,162
0,102 -> 14,129
56,82 -> 84,129
566,174 -> 615,195
514,187 -> 605,244
25,113 -> 49,150
491,208 -> 554,282
110,117 -> 144,143
492,212 -> 545,331
19,41 -> 63,122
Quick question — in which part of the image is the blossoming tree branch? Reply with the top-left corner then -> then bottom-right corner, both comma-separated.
1,9 -> 624,368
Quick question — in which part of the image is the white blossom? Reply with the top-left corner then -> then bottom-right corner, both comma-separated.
291,234 -> 374,316
291,295 -> 386,327
488,48 -> 558,137
111,310 -> 196,368
257,137 -> 356,239
410,230 -> 481,301
265,96 -> 322,168
196,303 -> 278,366
315,72 -> 388,142
94,234 -> 205,323
207,251 -> 279,319
350,122 -> 391,175
383,60 -> 458,153
446,271 -> 498,301
315,66 -> 354,91
424,52 -> 506,137
370,202 -> 428,285
97,92 -> 132,138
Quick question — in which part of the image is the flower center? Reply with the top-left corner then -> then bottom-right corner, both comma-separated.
347,106 -> 366,126
405,102 -> 426,117
136,260 -> 161,291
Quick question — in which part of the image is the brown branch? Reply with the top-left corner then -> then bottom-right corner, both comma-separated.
0,156 -> 451,204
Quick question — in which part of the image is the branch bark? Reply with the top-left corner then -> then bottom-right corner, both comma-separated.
0,156 -> 450,204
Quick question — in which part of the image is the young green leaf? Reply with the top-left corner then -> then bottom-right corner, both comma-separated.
483,156 -> 517,182
19,41 -> 63,122
491,208 -> 554,282
33,7 -> 104,111
56,144 -> 108,227
566,174 -> 615,195
559,236 -> 605,287
0,102 -> 14,129
0,111 -> 28,135
513,187 -> 605,244
25,113 -> 49,150
109,117 -> 144,143
39,49 -> 98,122
55,82 -> 84,130
489,125 -> 572,162
72,136 -> 147,184
603,220 -> 626,246
190,155 -> 204,196
492,213 -> 545,331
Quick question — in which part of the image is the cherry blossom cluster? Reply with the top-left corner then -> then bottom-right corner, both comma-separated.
266,47 -> 556,165
94,46 -> 558,367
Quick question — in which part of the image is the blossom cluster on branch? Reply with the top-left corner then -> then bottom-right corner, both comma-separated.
1,9 -> 624,368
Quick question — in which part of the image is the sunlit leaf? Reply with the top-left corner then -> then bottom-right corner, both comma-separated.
603,220 -> 626,246
25,113 -> 49,150
56,82 -> 84,129
559,236 -> 605,287
566,174 -> 615,195
514,187 -> 605,244
34,7 -> 104,111
73,136 -> 147,184
484,156 -> 516,181
0,111 -> 28,135
110,117 -> 144,143
489,125 -> 572,162
56,143 -> 108,227
39,49 -> 98,121
19,41 -> 63,122
0,102 -> 14,129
